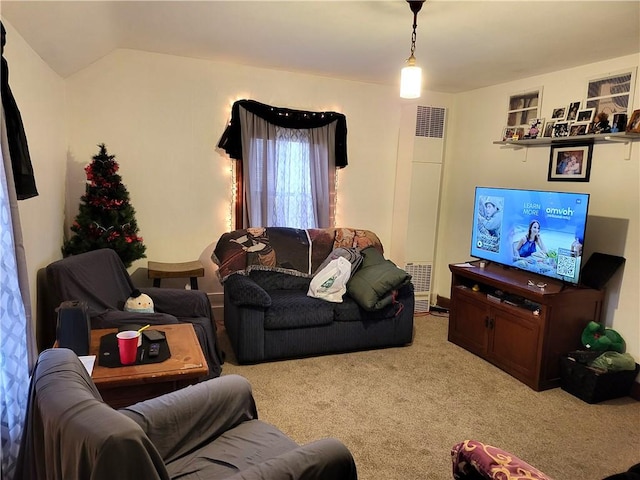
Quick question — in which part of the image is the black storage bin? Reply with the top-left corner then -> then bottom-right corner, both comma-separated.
560,356 -> 639,404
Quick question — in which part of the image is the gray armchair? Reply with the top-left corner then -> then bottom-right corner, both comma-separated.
41,248 -> 223,377
17,348 -> 357,480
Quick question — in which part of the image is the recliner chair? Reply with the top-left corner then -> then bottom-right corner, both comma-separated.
16,348 -> 357,480
41,248 -> 223,377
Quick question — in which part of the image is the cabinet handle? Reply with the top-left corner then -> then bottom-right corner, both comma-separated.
489,318 -> 494,329
484,316 -> 489,328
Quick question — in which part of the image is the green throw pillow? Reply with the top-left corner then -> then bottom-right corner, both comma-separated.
347,247 -> 411,311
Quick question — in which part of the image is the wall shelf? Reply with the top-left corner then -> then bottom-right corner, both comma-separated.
493,131 -> 640,160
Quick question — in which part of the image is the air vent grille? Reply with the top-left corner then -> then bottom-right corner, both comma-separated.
414,298 -> 430,314
405,262 -> 432,313
415,106 -> 445,139
405,262 -> 432,293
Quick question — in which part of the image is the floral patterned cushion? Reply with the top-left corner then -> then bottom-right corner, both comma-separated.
452,440 -> 553,480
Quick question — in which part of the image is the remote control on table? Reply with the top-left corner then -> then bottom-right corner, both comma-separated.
148,343 -> 160,358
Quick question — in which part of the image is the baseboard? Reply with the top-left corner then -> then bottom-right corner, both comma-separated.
207,292 -> 224,306
207,292 -> 224,326
436,295 -> 450,310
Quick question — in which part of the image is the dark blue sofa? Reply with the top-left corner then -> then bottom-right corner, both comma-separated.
214,228 -> 415,364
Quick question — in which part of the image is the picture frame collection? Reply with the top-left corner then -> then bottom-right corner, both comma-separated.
501,104 -> 640,142
546,101 -> 598,138
499,99 -> 640,183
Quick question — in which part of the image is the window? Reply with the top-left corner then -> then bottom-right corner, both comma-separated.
219,100 -> 347,230
245,128 -> 325,229
506,89 -> 541,127
585,69 -> 636,117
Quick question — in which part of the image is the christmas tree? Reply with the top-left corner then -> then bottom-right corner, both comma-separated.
62,143 -> 146,268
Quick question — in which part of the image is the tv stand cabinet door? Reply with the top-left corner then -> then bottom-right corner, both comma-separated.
448,288 -> 489,357
487,306 -> 542,389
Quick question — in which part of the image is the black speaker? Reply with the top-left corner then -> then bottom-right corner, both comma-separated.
56,300 -> 91,355
580,252 -> 625,290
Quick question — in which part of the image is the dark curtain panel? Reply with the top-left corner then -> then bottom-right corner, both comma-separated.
218,99 -> 348,168
1,22 -> 38,200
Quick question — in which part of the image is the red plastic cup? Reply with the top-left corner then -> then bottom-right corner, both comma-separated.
116,330 -> 140,365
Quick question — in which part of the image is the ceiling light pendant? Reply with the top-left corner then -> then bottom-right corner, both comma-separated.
400,0 -> 425,99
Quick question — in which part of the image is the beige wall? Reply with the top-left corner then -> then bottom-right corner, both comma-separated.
436,54 -> 640,361
64,48 -> 415,292
3,21 -> 67,321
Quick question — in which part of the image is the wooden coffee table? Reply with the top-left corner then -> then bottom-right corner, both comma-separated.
90,323 -> 209,408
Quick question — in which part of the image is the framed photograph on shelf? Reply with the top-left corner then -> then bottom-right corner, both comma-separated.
627,109 -> 640,133
501,127 -> 517,141
569,122 -> 590,136
551,107 -> 567,120
611,113 -> 627,132
566,101 -> 581,121
576,108 -> 595,123
552,121 -> 570,138
542,121 -> 555,137
548,142 -> 593,182
514,127 -> 526,140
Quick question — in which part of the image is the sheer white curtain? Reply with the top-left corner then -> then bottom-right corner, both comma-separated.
238,107 -> 336,228
0,109 -> 32,480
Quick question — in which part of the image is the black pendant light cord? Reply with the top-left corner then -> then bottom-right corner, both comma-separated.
407,1 -> 425,59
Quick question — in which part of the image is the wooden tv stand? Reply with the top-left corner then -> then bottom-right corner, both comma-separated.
447,261 -> 604,391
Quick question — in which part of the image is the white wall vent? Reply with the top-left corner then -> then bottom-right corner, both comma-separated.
415,106 -> 445,139
392,104 -> 446,310
414,298 -> 431,314
405,261 -> 433,313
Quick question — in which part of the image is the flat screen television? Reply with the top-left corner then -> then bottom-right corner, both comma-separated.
470,186 -> 590,285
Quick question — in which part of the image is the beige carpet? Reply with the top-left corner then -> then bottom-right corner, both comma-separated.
218,313 -> 640,480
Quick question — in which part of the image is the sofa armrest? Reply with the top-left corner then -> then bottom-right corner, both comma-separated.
225,438 -> 357,480
224,274 -> 272,308
120,375 -> 257,463
140,287 -> 212,318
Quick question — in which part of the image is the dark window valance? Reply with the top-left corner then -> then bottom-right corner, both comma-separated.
217,99 -> 348,168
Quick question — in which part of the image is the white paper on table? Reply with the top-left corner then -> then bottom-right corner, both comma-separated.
454,262 -> 475,267
79,355 -> 96,375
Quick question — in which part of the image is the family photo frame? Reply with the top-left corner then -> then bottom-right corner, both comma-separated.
548,142 -> 593,182
627,109 -> 640,133
568,122 -> 589,136
550,107 -> 567,120
542,120 -> 555,137
576,108 -> 595,123
552,121 -> 570,138
566,101 -> 581,121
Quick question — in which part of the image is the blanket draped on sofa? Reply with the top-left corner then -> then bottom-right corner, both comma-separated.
213,227 -> 383,281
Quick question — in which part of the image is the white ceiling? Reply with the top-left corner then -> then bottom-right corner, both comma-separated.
1,1 -> 639,94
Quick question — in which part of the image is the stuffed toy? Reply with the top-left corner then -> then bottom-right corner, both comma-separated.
581,321 -> 625,353
124,289 -> 154,313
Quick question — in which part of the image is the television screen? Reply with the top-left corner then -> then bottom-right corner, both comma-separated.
471,187 -> 590,284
